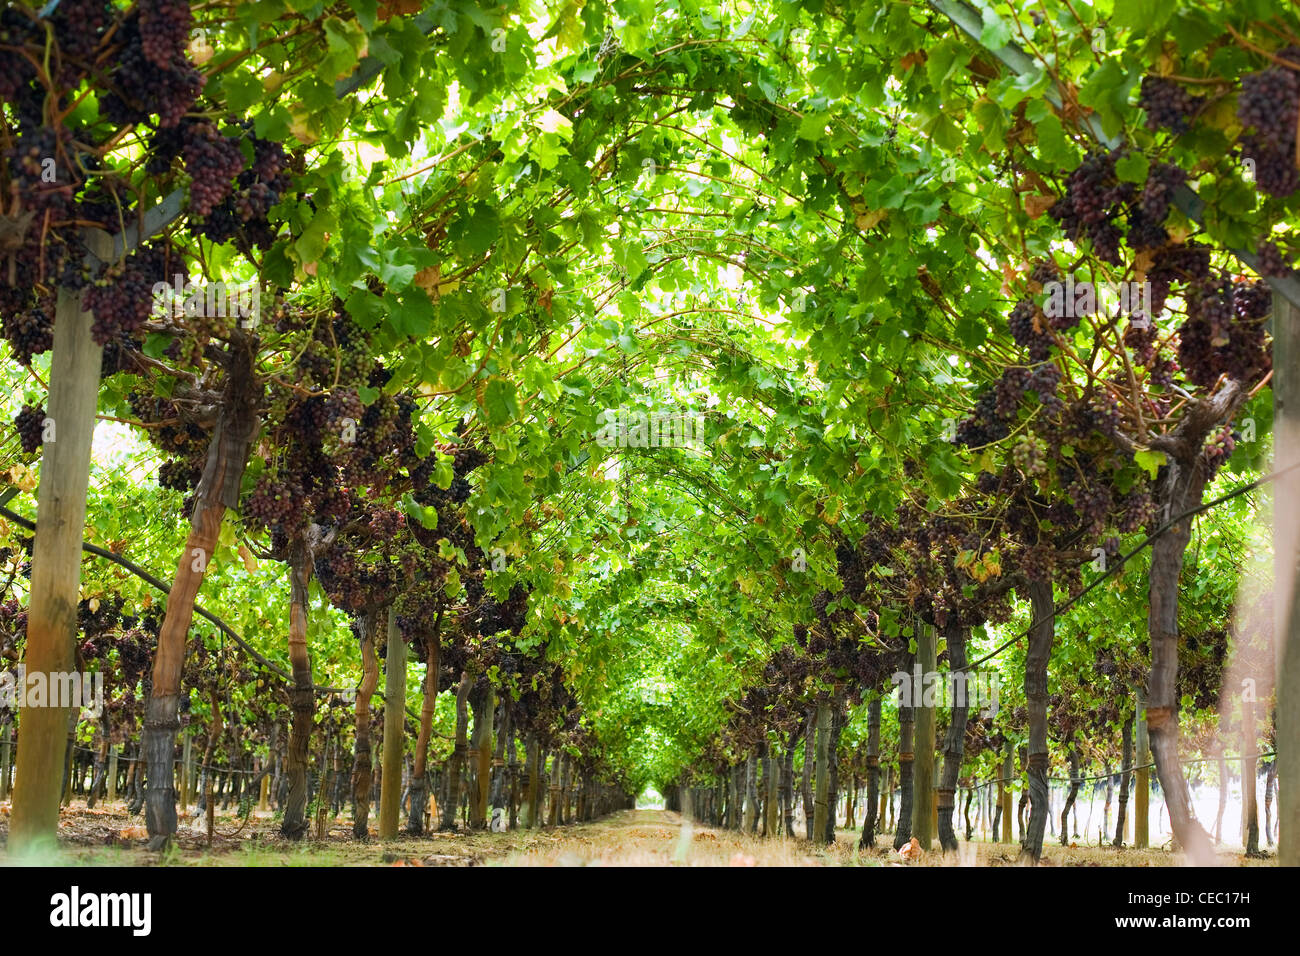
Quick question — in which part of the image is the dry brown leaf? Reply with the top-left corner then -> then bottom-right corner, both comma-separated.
1023,193 -> 1058,219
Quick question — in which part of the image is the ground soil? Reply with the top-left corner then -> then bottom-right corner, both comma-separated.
0,801 -> 1277,866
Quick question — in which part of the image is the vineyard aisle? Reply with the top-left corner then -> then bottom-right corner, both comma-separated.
1,0 -> 1298,909
0,802 -> 1277,868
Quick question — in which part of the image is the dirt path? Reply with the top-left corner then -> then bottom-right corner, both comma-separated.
0,801 -> 1275,866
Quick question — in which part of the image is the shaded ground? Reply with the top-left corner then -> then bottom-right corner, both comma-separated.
0,801 -> 1277,866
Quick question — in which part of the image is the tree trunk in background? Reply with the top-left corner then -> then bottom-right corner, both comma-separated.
87,730 -> 109,810
913,625 -> 937,850
477,690 -> 495,826
407,617 -> 440,835
142,332 -> 260,849
350,610 -> 381,840
1059,744 -> 1080,845
440,671 -> 471,831
1243,695 -> 1260,855
782,727 -> 798,837
1148,392 -> 1241,866
813,696 -> 831,844
937,623 -> 969,852
998,743 -> 1013,843
0,721 -> 12,801
506,717 -> 520,829
490,699 -> 509,827
763,746 -> 778,836
1214,747 -> 1228,845
1272,296 -> 1299,867
547,750 -> 562,827
523,735 -> 538,827
1135,690 -> 1150,849
202,690 -> 222,845
731,762 -> 745,830
1115,714 -> 1133,846
378,608 -> 406,840
801,707 -> 815,839
825,695 -> 845,843
895,699 -> 915,849
179,732 -> 192,813
1021,578 -> 1054,862
883,765 -> 893,831
860,694 -> 881,849
742,750 -> 758,833
281,537 -> 315,839
9,276 -> 107,854
1264,759 -> 1277,847
467,682 -> 488,829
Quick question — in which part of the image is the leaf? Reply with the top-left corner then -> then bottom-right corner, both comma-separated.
1135,448 -> 1167,479
1115,153 -> 1150,184
482,377 -> 519,426
979,5 -> 1011,49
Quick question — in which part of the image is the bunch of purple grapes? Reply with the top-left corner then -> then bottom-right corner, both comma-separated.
1138,76 -> 1203,134
1238,60 -> 1300,198
100,13 -> 204,129
14,404 -> 46,454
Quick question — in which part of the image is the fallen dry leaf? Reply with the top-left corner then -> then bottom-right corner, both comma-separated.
898,837 -> 923,862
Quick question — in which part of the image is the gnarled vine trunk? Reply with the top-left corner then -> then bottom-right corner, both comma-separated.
860,694 -> 881,849
937,622 -> 969,852
800,706 -> 815,839
1145,382 -> 1241,865
407,613 -> 441,835
813,696 -> 831,844
894,697 -> 915,850
1021,578 -> 1053,862
143,332 -> 260,848
1059,744 -> 1080,845
350,609 -> 381,840
281,536 -> 315,839
1114,713 -> 1133,846
440,671 -> 471,831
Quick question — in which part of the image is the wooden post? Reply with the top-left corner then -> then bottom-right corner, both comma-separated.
1135,690 -> 1150,849
1274,297 -> 1300,866
378,608 -> 406,839
9,257 -> 107,855
913,624 -> 937,849
1000,745 -> 1014,843
1242,696 -> 1259,853
0,722 -> 11,800
477,690 -> 493,826
180,732 -> 193,812
812,696 -> 831,843
106,745 -> 118,804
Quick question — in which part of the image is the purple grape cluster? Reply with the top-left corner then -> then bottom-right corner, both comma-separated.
2,303 -> 53,366
100,13 -> 204,129
14,403 -> 46,454
1238,63 -> 1300,198
181,120 -> 246,217
1255,239 -> 1293,278
84,243 -> 167,345
138,0 -> 192,68
1138,76 -> 1203,134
